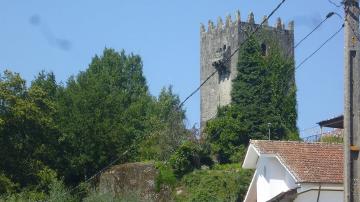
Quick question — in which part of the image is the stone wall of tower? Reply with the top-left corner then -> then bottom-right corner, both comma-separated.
200,11 -> 294,131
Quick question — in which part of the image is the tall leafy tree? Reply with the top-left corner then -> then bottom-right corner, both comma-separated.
0,48 -> 191,195
139,86 -> 189,161
0,70 -> 60,189
205,37 -> 298,163
57,48 -> 152,183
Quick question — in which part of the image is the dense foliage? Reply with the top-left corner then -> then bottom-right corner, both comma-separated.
175,164 -> 253,202
0,48 -> 189,198
169,141 -> 213,178
205,37 -> 298,163
57,49 -> 154,183
154,162 -> 177,192
138,86 -> 189,161
0,42 -> 295,200
0,70 -> 61,191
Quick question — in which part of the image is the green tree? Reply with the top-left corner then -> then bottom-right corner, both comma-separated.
139,86 -> 189,161
0,70 -> 60,190
0,48 -> 193,196
169,141 -> 201,178
175,164 -> 253,202
205,37 -> 298,163
57,48 -> 152,184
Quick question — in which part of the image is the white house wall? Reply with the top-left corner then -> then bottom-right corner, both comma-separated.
256,156 -> 297,202
295,183 -> 343,202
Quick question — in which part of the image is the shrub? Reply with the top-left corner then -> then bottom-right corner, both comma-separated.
154,162 -> 177,192
175,164 -> 253,202
169,141 -> 214,178
0,173 -> 16,195
321,134 -> 343,143
169,141 -> 200,178
0,168 -> 76,202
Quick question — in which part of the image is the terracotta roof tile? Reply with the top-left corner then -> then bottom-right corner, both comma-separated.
250,140 -> 343,183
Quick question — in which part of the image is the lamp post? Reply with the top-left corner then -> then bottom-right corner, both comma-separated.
268,123 -> 271,140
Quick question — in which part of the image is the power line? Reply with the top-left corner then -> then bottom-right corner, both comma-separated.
226,0 -> 287,61
49,134 -> 143,202
328,0 -> 344,7
179,10 -> 338,108
343,6 -> 360,42
295,23 -> 344,70
300,125 -> 319,133
49,151 -> 129,201
179,0 -> 287,108
53,9 -> 343,202
282,12 -> 343,74
330,11 -> 358,43
178,70 -> 217,109
208,13 -> 343,139
283,20 -> 344,140
348,20 -> 360,42
180,12 -> 340,142
56,1 -> 290,197
50,105 -> 186,201
294,12 -> 335,49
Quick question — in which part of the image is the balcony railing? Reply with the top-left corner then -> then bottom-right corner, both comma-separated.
302,129 -> 343,143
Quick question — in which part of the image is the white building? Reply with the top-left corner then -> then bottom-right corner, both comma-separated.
242,140 -> 343,202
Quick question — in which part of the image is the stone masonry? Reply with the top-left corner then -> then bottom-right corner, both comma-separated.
200,11 -> 295,131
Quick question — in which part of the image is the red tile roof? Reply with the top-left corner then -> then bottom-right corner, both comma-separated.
250,140 -> 343,183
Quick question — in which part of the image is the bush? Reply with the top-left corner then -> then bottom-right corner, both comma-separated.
0,168 -> 76,202
0,173 -> 16,195
169,141 -> 213,178
321,134 -> 343,143
229,145 -> 247,163
0,190 -> 47,202
175,164 -> 253,202
204,112 -> 249,164
47,178 -> 77,202
197,142 -> 214,168
154,162 -> 177,192
170,142 -> 200,178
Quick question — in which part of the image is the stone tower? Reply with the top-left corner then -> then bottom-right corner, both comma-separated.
200,11 -> 294,131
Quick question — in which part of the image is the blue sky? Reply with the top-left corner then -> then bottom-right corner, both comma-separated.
0,0 -> 344,137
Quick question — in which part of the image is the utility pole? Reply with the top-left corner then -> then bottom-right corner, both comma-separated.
344,0 -> 360,201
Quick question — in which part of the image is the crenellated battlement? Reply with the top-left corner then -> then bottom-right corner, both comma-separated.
200,10 -> 294,34
200,10 -> 295,132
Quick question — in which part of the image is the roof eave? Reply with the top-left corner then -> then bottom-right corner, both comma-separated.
242,143 -> 260,169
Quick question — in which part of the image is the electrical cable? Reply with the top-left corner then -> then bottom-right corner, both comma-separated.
300,116 -> 344,137
52,8 -> 343,202
300,125 -> 319,133
283,12 -> 343,76
211,15 -> 344,141
50,106 -> 186,201
295,23 -> 344,70
342,6 -> 360,42
294,12 -> 335,49
178,70 -> 217,109
226,0 -> 287,61
179,0 -> 288,108
199,13 -> 342,147
328,0 -> 344,7
48,134 -> 143,202
179,9 -> 337,108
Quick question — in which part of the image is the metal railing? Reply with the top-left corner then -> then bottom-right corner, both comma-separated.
302,129 -> 344,143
